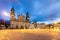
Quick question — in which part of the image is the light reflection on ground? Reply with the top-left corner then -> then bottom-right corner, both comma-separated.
0,29 -> 60,40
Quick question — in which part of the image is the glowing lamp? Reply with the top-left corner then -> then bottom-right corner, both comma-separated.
3,11 -> 9,17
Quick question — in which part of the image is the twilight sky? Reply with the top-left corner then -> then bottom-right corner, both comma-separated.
0,0 -> 60,24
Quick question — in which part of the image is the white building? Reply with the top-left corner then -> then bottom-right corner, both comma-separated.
10,7 -> 30,29
37,23 -> 46,29
29,24 -> 35,29
10,7 -> 46,29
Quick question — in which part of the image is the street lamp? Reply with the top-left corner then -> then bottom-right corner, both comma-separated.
3,11 -> 9,17
2,11 -> 10,28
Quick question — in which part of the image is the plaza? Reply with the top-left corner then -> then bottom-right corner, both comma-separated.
0,29 -> 60,40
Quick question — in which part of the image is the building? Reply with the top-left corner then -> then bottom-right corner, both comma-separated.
45,24 -> 53,29
53,22 -> 60,29
29,23 -> 35,29
37,23 -> 46,29
10,7 -> 53,29
10,7 -> 30,29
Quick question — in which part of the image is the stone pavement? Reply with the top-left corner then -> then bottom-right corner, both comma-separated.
0,29 -> 60,40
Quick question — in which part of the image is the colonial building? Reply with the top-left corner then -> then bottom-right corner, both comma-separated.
10,7 -> 52,29
45,24 -> 53,29
53,22 -> 60,29
10,7 -> 30,29
37,23 -> 46,29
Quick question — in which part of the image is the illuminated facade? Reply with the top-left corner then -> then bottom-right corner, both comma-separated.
37,23 -> 46,29
53,22 -> 60,29
10,7 -> 30,29
10,7 -> 56,29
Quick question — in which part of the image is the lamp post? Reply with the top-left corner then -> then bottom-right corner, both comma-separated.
3,11 -> 10,29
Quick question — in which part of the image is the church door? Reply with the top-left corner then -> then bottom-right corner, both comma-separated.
20,26 -> 24,29
16,25 -> 18,29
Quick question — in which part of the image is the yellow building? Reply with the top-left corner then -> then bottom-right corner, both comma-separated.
53,22 -> 60,29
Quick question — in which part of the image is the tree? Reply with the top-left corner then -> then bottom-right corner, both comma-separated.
34,20 -> 37,28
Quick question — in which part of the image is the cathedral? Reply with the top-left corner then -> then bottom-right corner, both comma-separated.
10,7 -> 30,29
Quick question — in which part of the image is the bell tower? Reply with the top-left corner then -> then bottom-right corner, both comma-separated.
26,12 -> 30,23
10,7 -> 15,21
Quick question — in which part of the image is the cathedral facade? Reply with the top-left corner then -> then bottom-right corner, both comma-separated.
10,7 -> 30,29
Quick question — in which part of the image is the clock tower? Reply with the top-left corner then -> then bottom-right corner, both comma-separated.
10,7 -> 15,21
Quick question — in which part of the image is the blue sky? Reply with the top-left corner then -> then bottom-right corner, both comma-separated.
0,0 -> 60,24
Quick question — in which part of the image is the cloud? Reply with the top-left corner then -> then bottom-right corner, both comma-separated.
33,1 -> 44,15
0,0 -> 24,19
30,16 -> 36,22
45,1 -> 60,21
37,17 -> 60,24
46,1 -> 60,14
32,0 -> 60,23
